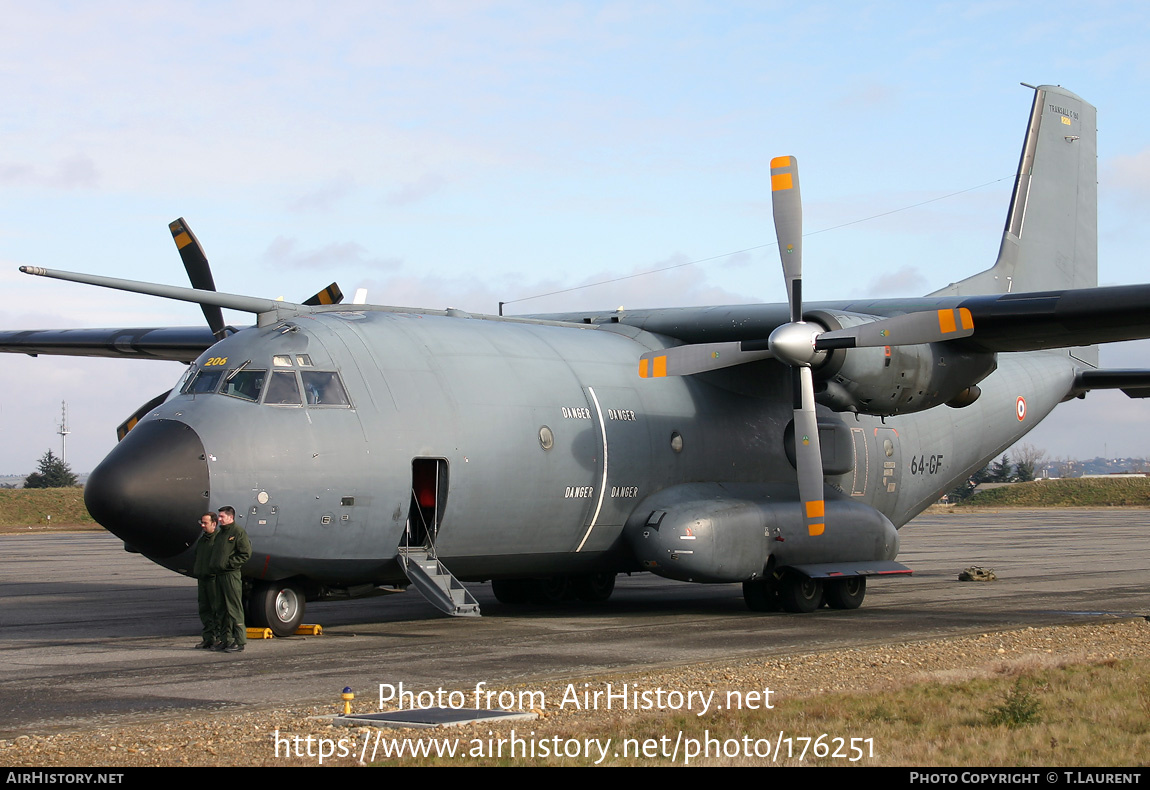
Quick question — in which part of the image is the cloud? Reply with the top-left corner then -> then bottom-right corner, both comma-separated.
384,173 -> 448,206
263,237 -> 402,272
352,253 -> 763,316
286,175 -> 357,212
837,80 -> 898,111
0,154 -> 99,189
1103,147 -> 1150,203
861,265 -> 928,296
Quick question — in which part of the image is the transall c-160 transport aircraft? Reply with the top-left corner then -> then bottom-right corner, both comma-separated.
4,84 -> 1150,635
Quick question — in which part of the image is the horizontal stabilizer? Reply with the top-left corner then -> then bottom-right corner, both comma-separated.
1074,369 -> 1150,399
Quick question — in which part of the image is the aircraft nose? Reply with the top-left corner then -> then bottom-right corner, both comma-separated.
85,419 -> 209,558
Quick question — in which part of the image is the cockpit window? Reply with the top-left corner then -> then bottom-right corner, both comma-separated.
272,355 -> 293,367
301,371 -> 351,406
183,369 -> 223,395
265,371 -> 303,405
222,370 -> 266,402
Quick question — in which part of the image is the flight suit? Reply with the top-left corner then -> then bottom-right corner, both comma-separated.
192,530 -> 221,645
209,520 -> 253,648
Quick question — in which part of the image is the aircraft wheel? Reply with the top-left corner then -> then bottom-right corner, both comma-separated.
824,576 -> 866,610
491,578 -> 532,604
742,579 -> 781,612
779,573 -> 823,614
530,576 -> 571,604
248,581 -> 305,637
572,572 -> 616,603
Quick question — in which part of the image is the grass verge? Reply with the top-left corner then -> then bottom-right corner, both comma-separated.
959,477 -> 1150,508
0,488 -> 96,529
373,654 -> 1150,766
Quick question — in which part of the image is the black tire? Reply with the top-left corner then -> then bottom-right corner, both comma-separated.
491,578 -> 532,604
572,572 -> 616,603
248,581 -> 305,637
824,576 -> 866,610
742,579 -> 781,612
779,573 -> 823,613
530,576 -> 571,604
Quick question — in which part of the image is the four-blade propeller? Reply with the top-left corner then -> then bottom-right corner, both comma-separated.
638,156 -> 976,536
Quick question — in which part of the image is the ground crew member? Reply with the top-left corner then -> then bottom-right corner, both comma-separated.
214,505 -> 252,653
193,512 -> 221,649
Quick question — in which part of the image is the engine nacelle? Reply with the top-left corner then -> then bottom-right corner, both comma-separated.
624,483 -> 899,584
808,310 -> 996,416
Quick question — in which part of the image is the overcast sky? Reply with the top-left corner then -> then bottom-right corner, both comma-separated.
2,1 -> 1149,474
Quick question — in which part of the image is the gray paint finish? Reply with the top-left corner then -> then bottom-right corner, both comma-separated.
4,84 -> 1148,623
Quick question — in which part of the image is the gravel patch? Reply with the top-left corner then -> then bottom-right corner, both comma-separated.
4,618 -> 1147,767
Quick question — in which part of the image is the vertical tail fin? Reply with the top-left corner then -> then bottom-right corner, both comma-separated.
931,85 -> 1097,297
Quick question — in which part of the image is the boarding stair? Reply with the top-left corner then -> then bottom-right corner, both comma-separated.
397,547 -> 481,618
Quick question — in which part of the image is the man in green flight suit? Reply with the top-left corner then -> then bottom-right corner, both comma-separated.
215,505 -> 252,653
193,512 -> 222,649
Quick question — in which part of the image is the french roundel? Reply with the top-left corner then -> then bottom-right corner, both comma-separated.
1016,396 -> 1027,421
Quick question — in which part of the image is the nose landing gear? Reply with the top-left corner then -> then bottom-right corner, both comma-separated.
247,580 -> 306,637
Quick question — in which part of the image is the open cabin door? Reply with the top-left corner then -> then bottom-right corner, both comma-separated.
397,456 -> 479,617
406,457 -> 448,555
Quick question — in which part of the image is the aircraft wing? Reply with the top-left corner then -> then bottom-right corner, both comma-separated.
951,284 -> 1150,352
531,283 -> 1150,352
0,326 -> 218,362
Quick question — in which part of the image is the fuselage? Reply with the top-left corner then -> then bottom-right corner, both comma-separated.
85,307 -> 1076,589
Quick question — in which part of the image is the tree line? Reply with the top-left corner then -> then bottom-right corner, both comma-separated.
22,449 -> 78,488
947,443 -> 1047,502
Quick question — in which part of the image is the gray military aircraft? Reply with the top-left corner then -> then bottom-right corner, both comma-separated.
5,84 -> 1150,635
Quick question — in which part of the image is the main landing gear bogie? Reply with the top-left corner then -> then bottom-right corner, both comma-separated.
742,572 -> 867,614
824,576 -> 866,610
491,573 -> 617,606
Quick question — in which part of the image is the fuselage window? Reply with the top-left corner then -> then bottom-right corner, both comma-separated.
183,369 -> 223,395
301,371 -> 351,406
265,371 -> 303,405
222,370 -> 267,402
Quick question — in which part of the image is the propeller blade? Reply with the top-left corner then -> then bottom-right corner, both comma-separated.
792,366 -> 825,537
771,156 -> 803,323
169,218 -> 226,339
116,390 -> 171,442
638,343 -> 774,378
816,307 -> 975,350
303,282 -> 345,306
